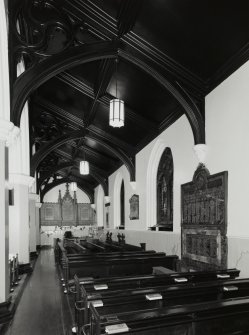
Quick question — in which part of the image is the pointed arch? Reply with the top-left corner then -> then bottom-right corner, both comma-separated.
120,180 -> 125,228
113,172 -> 124,228
146,139 -> 174,228
37,161 -> 108,196
12,43 -> 205,144
40,177 -> 94,203
156,147 -> 173,231
30,130 -> 135,182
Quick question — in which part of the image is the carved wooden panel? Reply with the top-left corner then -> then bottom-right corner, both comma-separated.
181,164 -> 228,270
41,184 -> 94,226
41,203 -> 61,226
156,147 -> 173,231
79,205 -> 90,220
61,184 -> 75,225
77,204 -> 94,225
45,206 -> 54,220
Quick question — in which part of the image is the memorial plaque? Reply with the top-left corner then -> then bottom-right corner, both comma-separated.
181,164 -> 228,270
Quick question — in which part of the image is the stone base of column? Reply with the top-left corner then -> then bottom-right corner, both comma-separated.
30,251 -> 38,259
18,263 -> 33,275
0,300 -> 12,325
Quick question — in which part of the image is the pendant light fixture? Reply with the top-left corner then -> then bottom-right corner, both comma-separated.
70,182 -> 77,192
79,138 -> 89,175
109,58 -> 124,128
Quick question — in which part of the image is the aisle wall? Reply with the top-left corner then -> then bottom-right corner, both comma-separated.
96,60 -> 249,277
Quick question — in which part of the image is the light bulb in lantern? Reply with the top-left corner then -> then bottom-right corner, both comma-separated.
109,99 -> 124,128
80,160 -> 89,175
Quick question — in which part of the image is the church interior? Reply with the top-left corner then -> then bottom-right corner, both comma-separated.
0,0 -> 249,334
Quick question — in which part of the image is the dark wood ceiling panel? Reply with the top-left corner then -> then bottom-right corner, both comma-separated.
66,60 -> 102,87
132,0 -> 249,79
92,103 -> 150,146
37,77 -> 93,122
106,58 -> 184,123
89,0 -> 121,18
9,0 -> 248,196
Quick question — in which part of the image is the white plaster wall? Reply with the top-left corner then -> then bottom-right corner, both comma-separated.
43,183 -> 90,203
108,165 -> 133,229
205,60 -> 249,277
107,116 -> 196,255
108,115 -> 196,233
40,225 -> 90,246
9,183 -> 30,263
95,185 -> 104,227
29,199 -> 36,253
206,60 -> 249,237
35,206 -> 41,246
104,228 -> 181,257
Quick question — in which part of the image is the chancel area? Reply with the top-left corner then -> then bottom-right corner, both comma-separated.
0,0 -> 249,334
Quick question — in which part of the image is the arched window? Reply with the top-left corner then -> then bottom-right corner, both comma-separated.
156,148 -> 173,231
120,180 -> 125,229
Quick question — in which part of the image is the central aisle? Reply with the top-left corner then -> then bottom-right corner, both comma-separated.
6,248 -> 73,335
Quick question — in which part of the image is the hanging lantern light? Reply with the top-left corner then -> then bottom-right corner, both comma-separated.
80,160 -> 89,175
79,137 -> 90,175
109,58 -> 124,128
109,99 -> 124,127
70,182 -> 77,192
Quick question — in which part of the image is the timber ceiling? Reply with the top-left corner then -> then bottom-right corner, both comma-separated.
8,0 -> 249,201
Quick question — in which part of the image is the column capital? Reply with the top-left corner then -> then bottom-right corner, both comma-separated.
104,196 -> 111,204
193,144 -> 208,164
35,202 -> 42,208
130,181 -> 136,190
9,173 -> 35,187
0,120 -> 19,145
29,193 -> 40,201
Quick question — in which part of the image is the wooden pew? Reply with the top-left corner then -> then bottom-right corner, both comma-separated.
80,239 -> 143,253
80,240 -> 106,252
74,268 -> 240,288
97,240 -> 143,252
64,239 -> 87,254
74,270 -> 241,328
54,240 -> 67,264
63,255 -> 178,292
67,250 -> 157,261
85,291 -> 249,335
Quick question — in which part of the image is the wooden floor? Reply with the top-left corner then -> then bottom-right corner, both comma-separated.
5,248 -> 73,335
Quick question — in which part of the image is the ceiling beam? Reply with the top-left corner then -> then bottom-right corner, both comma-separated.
14,42 -> 205,144
40,177 -> 94,203
12,41 -> 120,126
87,58 -> 115,125
66,140 -> 118,166
56,72 -> 158,132
94,59 -> 114,98
31,130 -> 136,181
38,160 -> 108,196
117,0 -> 144,37
64,0 -> 206,97
34,97 -> 135,154
55,148 -> 109,178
